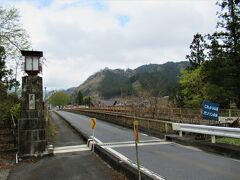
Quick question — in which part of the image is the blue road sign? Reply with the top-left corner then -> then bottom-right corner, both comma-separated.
202,100 -> 220,121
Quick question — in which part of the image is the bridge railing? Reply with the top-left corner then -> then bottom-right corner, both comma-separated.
75,106 -> 240,125
172,123 -> 240,143
65,109 -> 174,135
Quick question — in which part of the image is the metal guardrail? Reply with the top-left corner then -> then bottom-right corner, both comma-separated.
172,123 -> 240,143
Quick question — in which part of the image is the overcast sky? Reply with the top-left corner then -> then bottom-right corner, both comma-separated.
2,0 -> 218,90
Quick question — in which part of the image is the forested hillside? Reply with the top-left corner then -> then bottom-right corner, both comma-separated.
69,61 -> 189,100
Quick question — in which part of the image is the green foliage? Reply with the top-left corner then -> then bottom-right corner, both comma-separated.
0,6 -> 30,56
0,46 -> 18,90
216,0 -> 240,56
49,91 -> 70,107
100,71 -> 132,99
0,46 -> 20,122
186,33 -> 207,69
98,62 -> 188,99
0,92 -> 19,122
216,137 -> 240,146
201,59 -> 232,107
135,62 -> 183,96
0,6 -> 30,93
0,6 -> 29,124
179,67 -> 203,107
176,0 -> 240,108
10,103 -> 20,120
215,0 -> 240,107
0,47 -> 7,80
77,90 -> 83,105
178,59 -> 232,108
47,112 -> 56,138
83,96 -> 91,106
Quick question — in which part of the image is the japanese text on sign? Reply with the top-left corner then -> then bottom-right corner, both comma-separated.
202,100 -> 219,121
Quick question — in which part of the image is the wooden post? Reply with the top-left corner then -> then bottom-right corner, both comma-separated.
133,121 -> 141,180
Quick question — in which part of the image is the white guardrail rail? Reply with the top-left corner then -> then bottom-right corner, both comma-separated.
172,123 -> 240,143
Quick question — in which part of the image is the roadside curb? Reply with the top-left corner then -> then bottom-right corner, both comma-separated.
165,135 -> 240,160
53,111 -> 160,180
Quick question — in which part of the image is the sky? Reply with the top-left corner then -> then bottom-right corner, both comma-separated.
1,0 -> 218,90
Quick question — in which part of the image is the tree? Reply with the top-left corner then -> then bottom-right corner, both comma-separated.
77,90 -> 83,105
0,6 -> 30,91
179,67 -> 204,107
83,96 -> 91,107
49,91 -> 70,107
177,0 -> 240,108
215,0 -> 240,107
186,33 -> 207,69
201,59 -> 232,108
216,0 -> 240,56
0,6 -> 30,56
0,46 -> 7,81
0,7 -> 29,123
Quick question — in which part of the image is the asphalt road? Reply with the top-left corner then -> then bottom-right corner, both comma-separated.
57,111 -> 240,180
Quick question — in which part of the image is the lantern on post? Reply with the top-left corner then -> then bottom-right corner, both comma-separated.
18,50 -> 46,157
21,50 -> 43,75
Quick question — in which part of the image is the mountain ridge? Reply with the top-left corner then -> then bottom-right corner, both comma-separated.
67,61 -> 189,100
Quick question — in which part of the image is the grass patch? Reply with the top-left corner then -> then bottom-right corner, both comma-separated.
46,111 -> 57,138
216,137 -> 240,146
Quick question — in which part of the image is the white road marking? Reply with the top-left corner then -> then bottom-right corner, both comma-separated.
98,139 -> 165,146
87,137 -> 166,179
140,133 -> 149,136
54,147 -> 90,154
102,141 -> 171,148
54,144 -> 88,151
105,147 -> 165,180
54,144 -> 90,154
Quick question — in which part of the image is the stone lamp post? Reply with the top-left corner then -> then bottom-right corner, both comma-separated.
19,50 -> 46,157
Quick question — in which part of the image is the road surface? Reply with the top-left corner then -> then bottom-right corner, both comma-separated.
57,111 -> 240,180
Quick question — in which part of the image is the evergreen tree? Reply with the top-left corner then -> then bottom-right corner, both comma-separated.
83,96 -> 91,107
77,90 -> 83,105
216,0 -> 240,56
186,33 -> 207,69
215,0 -> 240,107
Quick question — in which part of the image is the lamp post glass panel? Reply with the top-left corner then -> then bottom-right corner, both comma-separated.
21,50 -> 43,75
25,56 -> 39,71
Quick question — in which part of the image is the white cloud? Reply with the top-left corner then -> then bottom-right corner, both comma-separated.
2,0 -> 218,90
